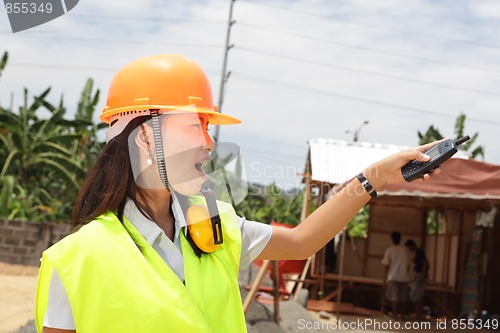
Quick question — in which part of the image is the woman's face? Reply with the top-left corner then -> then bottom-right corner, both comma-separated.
162,113 -> 214,195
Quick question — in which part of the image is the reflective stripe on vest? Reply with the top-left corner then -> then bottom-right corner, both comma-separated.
35,200 -> 246,333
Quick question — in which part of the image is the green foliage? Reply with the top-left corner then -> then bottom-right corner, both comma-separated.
234,185 -> 270,222
426,209 -> 444,234
453,113 -> 484,159
265,184 -> 303,226
347,205 -> 369,237
235,183 -> 303,226
418,125 -> 443,145
0,52 -> 7,77
418,112 -> 484,159
0,176 -> 14,217
0,51 -> 102,222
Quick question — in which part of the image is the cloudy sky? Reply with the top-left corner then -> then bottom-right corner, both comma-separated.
2,0 -> 500,189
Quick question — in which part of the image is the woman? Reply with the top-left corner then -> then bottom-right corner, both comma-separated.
36,54 -> 438,333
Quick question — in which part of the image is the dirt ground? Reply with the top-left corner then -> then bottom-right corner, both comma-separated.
0,262 -> 39,333
0,261 -> 492,333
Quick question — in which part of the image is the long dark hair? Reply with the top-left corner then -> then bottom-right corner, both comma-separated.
72,116 -> 151,229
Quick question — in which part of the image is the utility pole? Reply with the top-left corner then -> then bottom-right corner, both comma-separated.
213,0 -> 236,144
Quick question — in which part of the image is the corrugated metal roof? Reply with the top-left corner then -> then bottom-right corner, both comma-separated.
309,139 -> 405,184
308,138 -> 469,185
380,158 -> 500,200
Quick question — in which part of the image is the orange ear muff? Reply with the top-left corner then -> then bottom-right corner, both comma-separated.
186,205 -> 221,253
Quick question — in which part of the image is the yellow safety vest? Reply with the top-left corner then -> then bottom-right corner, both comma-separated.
36,200 -> 246,333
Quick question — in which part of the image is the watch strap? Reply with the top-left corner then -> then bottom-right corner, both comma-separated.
356,173 -> 377,198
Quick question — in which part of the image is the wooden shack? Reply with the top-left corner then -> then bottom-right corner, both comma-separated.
302,138 -> 500,316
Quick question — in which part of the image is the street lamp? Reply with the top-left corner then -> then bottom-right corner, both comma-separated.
345,120 -> 369,142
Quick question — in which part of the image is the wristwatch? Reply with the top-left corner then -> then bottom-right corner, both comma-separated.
356,173 -> 377,198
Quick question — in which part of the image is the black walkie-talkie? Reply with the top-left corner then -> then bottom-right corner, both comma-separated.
401,135 -> 470,182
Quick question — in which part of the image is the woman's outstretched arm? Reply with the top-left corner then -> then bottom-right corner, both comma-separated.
258,142 -> 439,261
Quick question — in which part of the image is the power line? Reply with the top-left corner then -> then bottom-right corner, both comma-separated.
8,63 -> 117,71
6,35 -> 222,48
14,25 -> 500,76
237,22 -> 500,75
6,63 -> 220,76
241,0 -> 500,51
72,14 -> 225,24
20,1 -> 497,50
231,71 -> 500,127
236,47 -> 500,97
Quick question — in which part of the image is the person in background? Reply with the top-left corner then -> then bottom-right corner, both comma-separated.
405,239 -> 429,319
35,54 -> 441,333
382,231 -> 411,319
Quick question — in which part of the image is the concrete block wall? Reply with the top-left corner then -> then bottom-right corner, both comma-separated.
0,218 -> 72,266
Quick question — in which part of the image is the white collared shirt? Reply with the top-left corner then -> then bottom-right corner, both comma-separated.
43,198 -> 272,329
127,196 -> 187,280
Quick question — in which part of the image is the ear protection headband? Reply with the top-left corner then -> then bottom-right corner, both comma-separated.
185,188 -> 223,253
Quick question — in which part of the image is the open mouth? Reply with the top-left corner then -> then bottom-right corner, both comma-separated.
195,160 -> 209,173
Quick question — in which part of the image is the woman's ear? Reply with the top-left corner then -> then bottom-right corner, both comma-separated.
135,123 -> 155,165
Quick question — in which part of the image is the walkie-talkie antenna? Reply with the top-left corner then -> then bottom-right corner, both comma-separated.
456,135 -> 471,146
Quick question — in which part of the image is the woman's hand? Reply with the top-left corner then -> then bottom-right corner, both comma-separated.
364,141 -> 443,189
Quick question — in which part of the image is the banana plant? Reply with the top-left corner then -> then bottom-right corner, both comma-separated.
71,78 -> 105,166
0,73 -> 102,221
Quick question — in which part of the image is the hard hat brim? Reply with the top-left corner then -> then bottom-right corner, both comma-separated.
100,105 -> 241,125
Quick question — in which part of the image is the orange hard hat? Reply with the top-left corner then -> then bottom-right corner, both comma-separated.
100,54 -> 240,126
